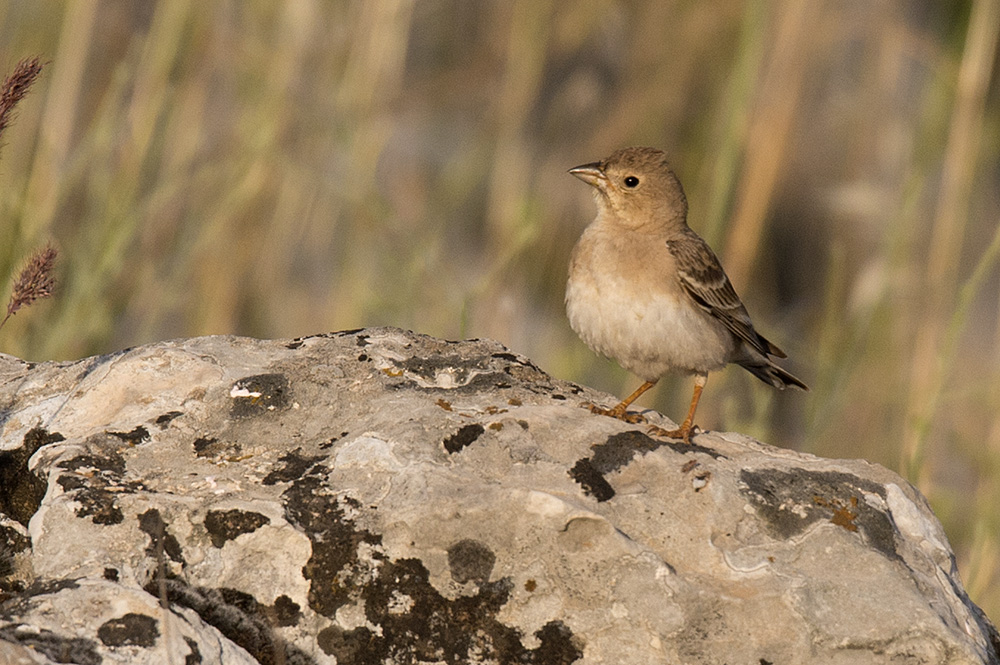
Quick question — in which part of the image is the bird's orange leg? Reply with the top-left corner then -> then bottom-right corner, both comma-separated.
589,380 -> 657,424
649,373 -> 707,443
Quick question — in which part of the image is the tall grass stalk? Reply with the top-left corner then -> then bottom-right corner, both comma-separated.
906,212 -> 1000,477
721,0 -> 816,287
901,0 -> 1000,484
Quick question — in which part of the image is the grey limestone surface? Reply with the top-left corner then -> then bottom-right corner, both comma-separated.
0,328 -> 996,664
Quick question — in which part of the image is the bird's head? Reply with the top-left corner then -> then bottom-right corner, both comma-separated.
570,146 -> 689,232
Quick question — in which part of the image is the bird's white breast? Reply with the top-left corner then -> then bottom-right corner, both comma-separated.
566,228 -> 734,382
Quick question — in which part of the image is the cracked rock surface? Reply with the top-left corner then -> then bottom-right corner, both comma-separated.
0,327 -> 997,664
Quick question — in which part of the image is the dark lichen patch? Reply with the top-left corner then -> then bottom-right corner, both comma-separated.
319,432 -> 349,451
491,352 -> 520,363
0,624 -> 100,665
366,558 -> 517,660
0,525 -> 30,567
0,546 -> 16,587
230,373 -> 291,418
55,451 -> 141,525
502,361 -> 556,388
740,468 -> 899,560
0,577 -> 77,611
491,351 -> 548,376
184,636 -> 202,664
281,474 -> 383,617
384,370 -> 518,395
317,556 -> 583,665
192,436 -> 219,456
154,411 -> 183,428
138,509 -> 186,565
533,621 -> 584,665
447,539 -> 496,584
58,452 -> 126,475
107,425 -> 150,445
0,427 -> 64,526
272,594 -> 302,627
57,475 -> 124,524
148,581 -> 315,665
289,332 -> 342,347
97,612 -> 159,647
0,535 -> 25,593
203,509 -> 270,548
443,424 -> 485,453
317,625 -> 378,664
388,351 -> 534,393
397,354 -> 489,383
263,449 -> 325,485
55,475 -> 86,491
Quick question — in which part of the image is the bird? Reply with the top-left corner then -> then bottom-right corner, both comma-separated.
565,146 -> 807,442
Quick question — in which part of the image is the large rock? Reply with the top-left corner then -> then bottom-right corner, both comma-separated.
0,328 -> 996,664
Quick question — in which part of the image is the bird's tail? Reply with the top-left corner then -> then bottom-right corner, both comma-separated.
740,358 -> 808,391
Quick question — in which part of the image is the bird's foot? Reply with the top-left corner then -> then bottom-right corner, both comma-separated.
584,402 -> 648,424
647,424 -> 696,444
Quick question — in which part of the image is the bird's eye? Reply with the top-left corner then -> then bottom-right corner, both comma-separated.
623,176 -> 639,188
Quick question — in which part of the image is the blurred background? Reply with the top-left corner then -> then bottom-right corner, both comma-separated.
1,1 -> 998,616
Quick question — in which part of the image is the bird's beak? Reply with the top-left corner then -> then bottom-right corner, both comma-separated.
568,162 -> 606,188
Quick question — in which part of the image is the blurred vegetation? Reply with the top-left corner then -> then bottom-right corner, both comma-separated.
1,1 -> 999,617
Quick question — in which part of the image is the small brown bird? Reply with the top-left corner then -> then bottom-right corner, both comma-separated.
566,147 -> 807,442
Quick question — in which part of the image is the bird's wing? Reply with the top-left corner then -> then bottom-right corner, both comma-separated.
666,233 -> 786,358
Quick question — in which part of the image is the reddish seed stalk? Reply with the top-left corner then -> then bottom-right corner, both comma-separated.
0,57 -> 52,333
0,56 -> 43,144
1,245 -> 57,330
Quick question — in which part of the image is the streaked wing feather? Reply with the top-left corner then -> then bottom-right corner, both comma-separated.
666,234 -> 779,358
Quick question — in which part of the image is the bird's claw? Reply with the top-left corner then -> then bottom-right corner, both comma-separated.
583,402 -> 648,424
647,424 -> 695,444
